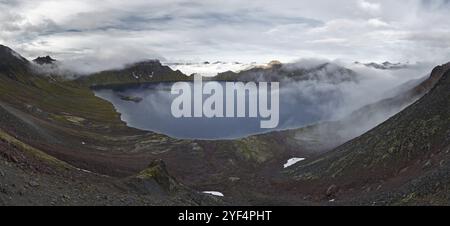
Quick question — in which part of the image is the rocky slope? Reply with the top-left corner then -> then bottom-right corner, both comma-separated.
0,133 -> 223,206
276,62 -> 450,153
0,46 -> 228,205
0,45 -> 30,79
285,63 -> 450,205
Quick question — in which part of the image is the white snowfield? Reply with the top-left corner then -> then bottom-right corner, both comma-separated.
202,191 -> 225,197
283,158 -> 306,168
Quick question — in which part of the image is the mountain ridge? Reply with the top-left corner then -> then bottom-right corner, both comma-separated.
0,45 -> 30,76
285,63 -> 450,204
214,61 -> 358,83
76,59 -> 192,88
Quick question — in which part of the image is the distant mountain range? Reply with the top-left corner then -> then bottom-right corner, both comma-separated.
214,60 -> 358,83
355,61 -> 411,70
28,54 -> 361,87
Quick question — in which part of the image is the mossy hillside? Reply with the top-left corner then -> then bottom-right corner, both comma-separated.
0,73 -> 124,129
233,137 -> 276,163
131,160 -> 181,193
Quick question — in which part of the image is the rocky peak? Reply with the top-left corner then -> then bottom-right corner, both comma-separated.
33,56 -> 57,65
267,60 -> 283,69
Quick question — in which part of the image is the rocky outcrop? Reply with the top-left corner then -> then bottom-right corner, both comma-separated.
33,56 -> 57,65
124,160 -> 179,195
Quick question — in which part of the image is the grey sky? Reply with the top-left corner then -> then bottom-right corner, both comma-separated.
1,0 -> 450,71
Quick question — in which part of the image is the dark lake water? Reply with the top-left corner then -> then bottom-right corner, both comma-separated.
94,81 -> 346,140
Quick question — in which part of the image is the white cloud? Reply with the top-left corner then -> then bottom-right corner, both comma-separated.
367,18 -> 390,27
0,0 -> 449,71
358,0 -> 381,13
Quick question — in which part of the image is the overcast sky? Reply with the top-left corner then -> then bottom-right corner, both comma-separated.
1,0 -> 450,70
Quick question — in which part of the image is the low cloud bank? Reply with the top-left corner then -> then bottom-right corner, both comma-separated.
276,59 -> 434,151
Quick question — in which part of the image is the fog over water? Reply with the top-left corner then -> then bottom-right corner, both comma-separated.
95,82 -> 323,139
94,61 -> 431,140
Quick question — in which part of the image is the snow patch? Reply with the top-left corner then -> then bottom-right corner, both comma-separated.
75,167 -> 93,174
283,158 -> 305,168
202,191 -> 224,197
